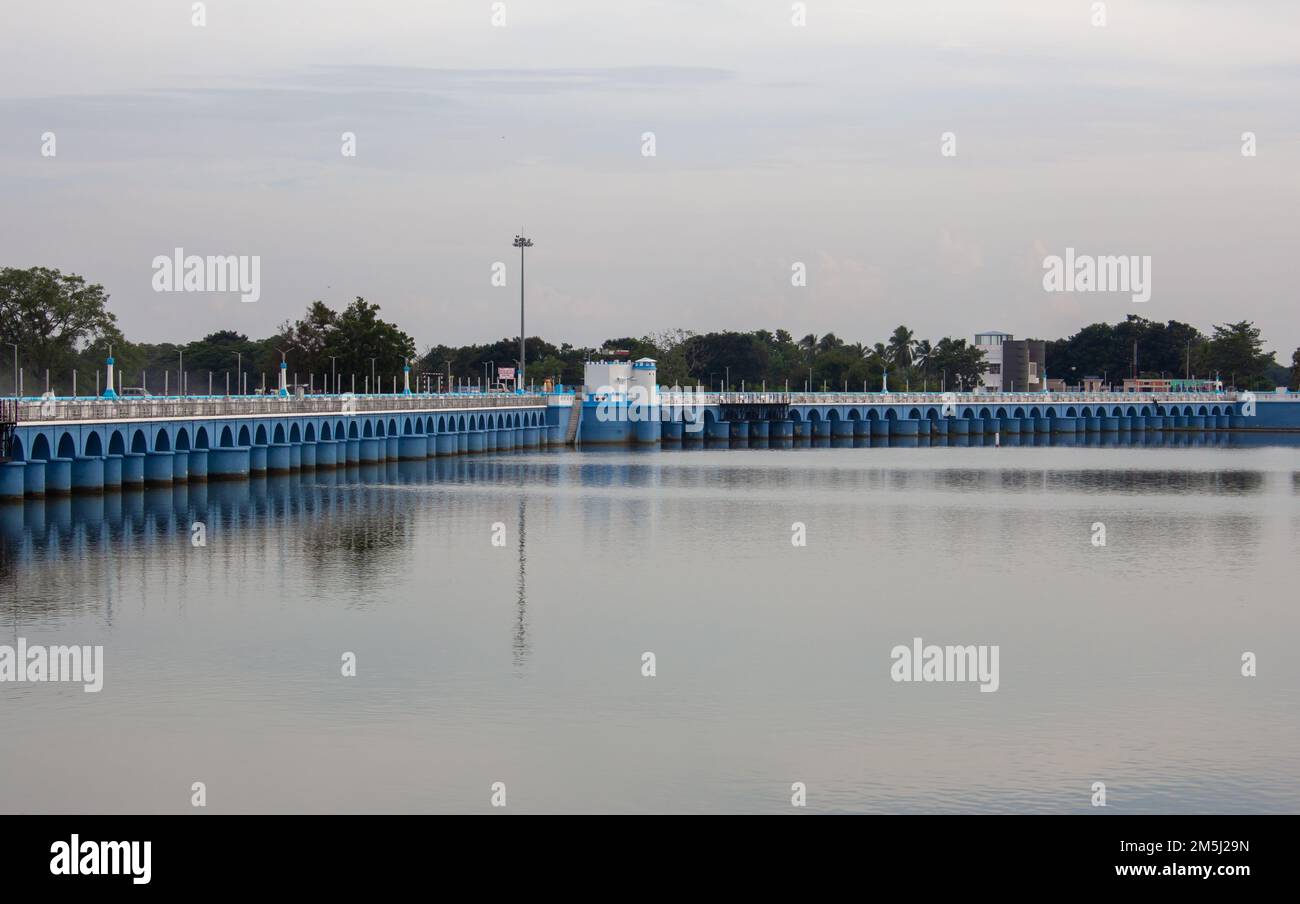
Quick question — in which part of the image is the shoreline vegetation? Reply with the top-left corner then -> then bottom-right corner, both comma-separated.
1,265 -> 1296,396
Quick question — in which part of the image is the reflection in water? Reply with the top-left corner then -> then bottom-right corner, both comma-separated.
1,438 -> 1299,813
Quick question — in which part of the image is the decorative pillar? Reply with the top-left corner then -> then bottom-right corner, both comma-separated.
402,364 -> 412,396
103,356 -> 117,399
278,361 -> 289,397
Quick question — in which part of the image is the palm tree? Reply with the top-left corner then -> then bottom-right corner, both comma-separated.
888,325 -> 915,370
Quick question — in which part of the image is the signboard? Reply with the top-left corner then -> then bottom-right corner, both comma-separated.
497,367 -> 516,380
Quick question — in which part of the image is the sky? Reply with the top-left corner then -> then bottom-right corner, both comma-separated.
2,0 -> 1298,357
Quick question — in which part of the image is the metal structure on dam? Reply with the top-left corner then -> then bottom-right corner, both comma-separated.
1,386 -> 1297,500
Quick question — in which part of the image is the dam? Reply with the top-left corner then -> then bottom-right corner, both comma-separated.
3,355 -> 1299,500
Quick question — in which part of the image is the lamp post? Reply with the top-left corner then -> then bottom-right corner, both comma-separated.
235,352 -> 242,397
6,343 -> 16,399
513,234 -> 533,388
330,356 -> 338,394
370,357 -> 377,395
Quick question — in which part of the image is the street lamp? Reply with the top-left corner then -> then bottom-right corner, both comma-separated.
329,356 -> 338,394
235,351 -> 242,397
513,234 -> 533,389
7,343 -> 16,399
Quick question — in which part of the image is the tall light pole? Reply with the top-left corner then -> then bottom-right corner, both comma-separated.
235,352 -> 242,396
7,343 -> 16,399
330,356 -> 338,394
514,234 -> 533,389
369,357 -> 377,394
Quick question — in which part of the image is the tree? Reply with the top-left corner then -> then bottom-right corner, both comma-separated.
1204,321 -> 1273,389
315,297 -> 416,389
887,325 -> 916,370
0,267 -> 118,386
1291,347 -> 1300,391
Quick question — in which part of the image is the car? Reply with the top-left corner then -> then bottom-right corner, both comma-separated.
119,387 -> 153,399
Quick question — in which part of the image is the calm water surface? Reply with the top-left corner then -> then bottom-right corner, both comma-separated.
2,439 -> 1299,813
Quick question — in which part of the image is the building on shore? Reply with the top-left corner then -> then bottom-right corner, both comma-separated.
974,332 -> 1046,393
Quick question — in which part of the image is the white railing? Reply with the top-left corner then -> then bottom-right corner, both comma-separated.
657,390 -> 1240,406
15,393 -> 548,424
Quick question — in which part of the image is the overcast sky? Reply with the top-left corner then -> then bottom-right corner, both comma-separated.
2,0 -> 1298,357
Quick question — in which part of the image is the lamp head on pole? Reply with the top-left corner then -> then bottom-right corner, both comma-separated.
513,235 -> 533,249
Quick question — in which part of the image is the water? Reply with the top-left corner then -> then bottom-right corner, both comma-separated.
2,437 -> 1299,813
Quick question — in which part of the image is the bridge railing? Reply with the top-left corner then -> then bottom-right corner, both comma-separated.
14,393 -> 548,424
658,390 -> 1239,406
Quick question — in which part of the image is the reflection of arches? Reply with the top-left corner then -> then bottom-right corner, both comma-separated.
273,423 -> 286,443
254,425 -> 268,445
85,433 -> 103,457
176,427 -> 191,451
109,431 -> 125,455
238,425 -> 251,446
31,434 -> 51,460
131,430 -> 148,453
195,427 -> 209,449
57,433 -> 76,458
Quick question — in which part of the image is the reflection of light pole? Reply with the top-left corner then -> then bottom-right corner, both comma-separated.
514,235 -> 533,388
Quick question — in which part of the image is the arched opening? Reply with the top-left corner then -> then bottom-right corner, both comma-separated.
978,407 -> 991,419
457,416 -> 466,430
1197,406 -> 1208,416
195,427 -> 210,449
885,409 -> 897,420
254,425 -> 268,445
363,421 -> 373,438
1045,407 -> 1057,418
273,423 -> 286,443
84,433 -> 103,457
131,430 -> 148,453
404,418 -> 413,435
388,418 -> 398,436
927,408 -> 939,421
154,429 -> 171,452
961,408 -> 974,419
175,427 -> 191,451
848,410 -> 861,421
348,421 -> 359,439
220,426 -> 234,448
305,423 -> 316,442
320,422 -> 331,441
438,416 -> 447,432
31,434 -> 50,460
336,420 -> 346,438
1126,407 -> 1137,417
57,433 -> 76,458
109,431 -> 125,455
238,425 -> 251,446
908,408 -> 922,419
1013,407 -> 1025,418
995,408 -> 1007,418
9,437 -> 24,461
1066,407 -> 1077,417
866,409 -> 878,421
1028,407 -> 1040,418
289,423 -> 301,443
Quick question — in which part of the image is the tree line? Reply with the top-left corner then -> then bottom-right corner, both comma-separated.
0,265 -> 1293,395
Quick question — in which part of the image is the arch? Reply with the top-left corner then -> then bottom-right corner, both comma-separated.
388,418 -> 398,436
31,434 -> 51,460
885,408 -> 897,420
273,423 -> 286,444
8,436 -> 24,461
404,417 -> 413,435
438,416 -> 448,432
175,427 -> 191,451
254,424 -> 268,445
478,415 -> 486,430
1126,406 -> 1137,418
238,425 -> 251,446
1197,405 -> 1208,416
926,408 -> 939,421
195,426 -> 210,449
220,426 -> 234,448
289,423 -> 301,443
376,419 -> 386,437
336,419 -> 346,439
154,429 -> 171,452
908,408 -> 922,419
364,421 -> 374,438
84,432 -> 103,457
788,409 -> 802,422
305,423 -> 316,442
1112,406 -> 1124,417
1141,406 -> 1152,416
867,409 -> 879,420
960,408 -> 974,419
348,421 -> 359,438
1210,405 -> 1221,416
1066,407 -> 1077,417
1013,407 -> 1025,418
1223,405 -> 1235,416
57,432 -> 76,458
827,409 -> 840,422
109,430 -> 125,456
848,409 -> 861,421
976,407 -> 990,419
807,409 -> 821,421
321,422 -> 332,441
1028,407 -> 1040,418
995,407 -> 1008,418
457,416 -> 466,430
425,416 -> 435,433
131,430 -> 148,454
1081,407 -> 1092,417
